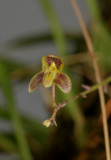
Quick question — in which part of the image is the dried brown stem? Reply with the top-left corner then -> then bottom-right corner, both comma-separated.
70,0 -> 110,160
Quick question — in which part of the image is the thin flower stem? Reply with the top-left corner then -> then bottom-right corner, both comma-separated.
70,1 -> 110,160
50,84 -> 58,126
49,76 -> 111,126
52,84 -> 56,107
50,106 -> 58,126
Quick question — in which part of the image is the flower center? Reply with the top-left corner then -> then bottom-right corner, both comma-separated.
42,62 -> 58,87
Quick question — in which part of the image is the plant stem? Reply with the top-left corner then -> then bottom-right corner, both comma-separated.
52,84 -> 56,107
61,76 -> 111,107
71,1 -> 110,159
49,76 -> 111,126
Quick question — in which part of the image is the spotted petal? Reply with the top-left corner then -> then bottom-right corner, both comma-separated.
53,73 -> 72,94
42,55 -> 64,72
28,71 -> 45,93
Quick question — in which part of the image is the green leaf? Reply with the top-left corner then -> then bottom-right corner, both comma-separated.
38,0 -> 67,56
86,0 -> 111,70
0,60 -> 33,160
0,107 -> 50,146
0,134 -> 17,152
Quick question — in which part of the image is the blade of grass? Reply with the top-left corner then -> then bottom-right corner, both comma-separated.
0,134 -> 17,152
86,0 -> 111,70
0,33 -> 83,51
0,60 -> 33,160
38,0 -> 67,56
0,107 -> 49,146
1,58 -> 25,73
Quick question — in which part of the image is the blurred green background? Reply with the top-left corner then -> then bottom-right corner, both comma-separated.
0,0 -> 111,160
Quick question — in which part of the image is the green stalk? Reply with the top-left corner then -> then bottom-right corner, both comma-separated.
0,134 -> 17,152
38,0 -> 67,56
64,76 -> 111,104
0,61 -> 33,160
86,0 -> 111,70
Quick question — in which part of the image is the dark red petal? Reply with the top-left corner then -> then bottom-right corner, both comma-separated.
28,71 -> 44,93
45,55 -> 63,70
53,73 -> 72,94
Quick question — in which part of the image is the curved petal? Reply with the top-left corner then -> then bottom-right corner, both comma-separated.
42,55 -> 64,72
53,73 -> 72,94
28,71 -> 45,93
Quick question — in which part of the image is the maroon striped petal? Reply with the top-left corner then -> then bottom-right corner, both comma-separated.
28,71 -> 45,93
42,55 -> 64,71
53,73 -> 72,94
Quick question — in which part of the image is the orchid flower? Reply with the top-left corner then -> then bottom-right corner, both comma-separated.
28,55 -> 72,127
28,55 -> 72,94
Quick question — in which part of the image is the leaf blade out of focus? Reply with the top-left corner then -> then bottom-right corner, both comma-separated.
86,0 -> 111,70
0,107 -> 50,146
0,61 -> 33,160
0,134 -> 17,153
